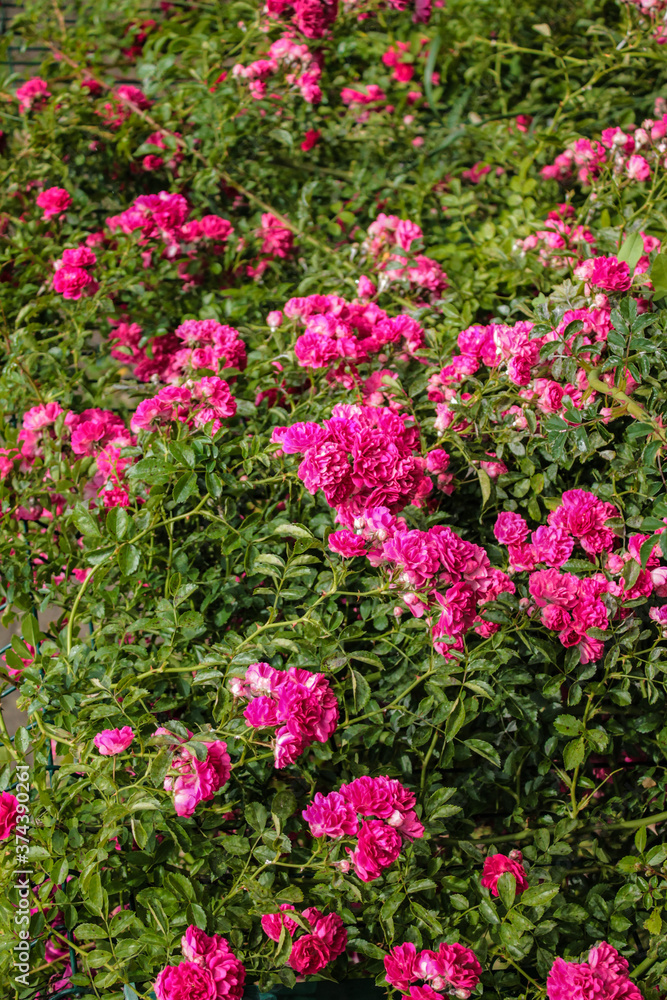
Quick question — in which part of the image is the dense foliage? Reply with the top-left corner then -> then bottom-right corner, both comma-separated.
1,1 -> 667,999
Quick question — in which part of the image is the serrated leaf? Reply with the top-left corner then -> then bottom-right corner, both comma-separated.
172,471 -> 198,504
520,883 -> 560,907
563,737 -> 585,771
72,502 -> 101,537
617,231 -> 644,273
464,738 -> 500,767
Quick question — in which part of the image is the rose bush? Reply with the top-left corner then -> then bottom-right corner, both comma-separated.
1,1 -> 667,999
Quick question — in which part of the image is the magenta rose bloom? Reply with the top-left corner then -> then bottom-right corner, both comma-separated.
154,961 -> 217,1000
384,941 -> 419,991
53,265 -> 95,300
36,186 -> 71,219
0,792 -> 18,840
494,511 -> 529,546
244,696 -> 279,728
312,912 -> 347,959
261,904 -> 298,942
302,790 -> 359,838
288,934 -> 331,974
417,942 -> 482,994
328,529 -> 367,557
93,726 -> 134,755
347,819 -> 402,881
480,853 -> 529,897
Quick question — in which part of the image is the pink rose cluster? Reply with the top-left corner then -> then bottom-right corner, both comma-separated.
541,115 -> 667,188
384,940 -> 482,1000
426,301 -> 645,435
363,213 -> 448,298
261,904 -> 347,973
16,77 -> 51,113
0,792 -> 18,841
106,190 -> 234,279
272,403 -> 431,519
302,775 -> 424,881
36,186 -> 72,221
232,33 -> 324,105
53,245 -> 98,300
159,729 -> 232,817
515,203 -> 596,268
1,642 -> 35,682
266,0 -> 338,39
480,851 -> 528,897
230,661 -> 339,767
282,292 -> 426,381
495,492 -> 667,662
13,401 -> 135,511
131,377 -> 236,435
99,84 -> 153,128
155,925 -> 245,1000
329,507 -> 514,657
93,726 -> 134,755
109,317 -> 246,384
546,942 -> 642,1000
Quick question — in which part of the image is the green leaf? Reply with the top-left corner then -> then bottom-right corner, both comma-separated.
273,522 -> 314,539
563,738 -> 585,771
21,614 -> 40,648
245,802 -> 268,831
424,34 -> 442,117
106,506 -> 128,540
651,251 -> 667,299
477,467 -> 492,508
497,871 -> 516,910
617,231 -> 644,274
520,883 -> 560,907
222,835 -> 250,856
172,471 -> 198,504
14,727 -> 30,756
645,908 -> 663,936
86,872 -> 104,913
464,738 -> 501,767
118,543 -> 140,577
72,502 -> 101,537
350,668 -> 371,711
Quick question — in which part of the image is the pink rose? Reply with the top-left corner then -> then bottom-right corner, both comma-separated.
507,354 -> 533,385
244,696 -> 279,728
328,529 -> 367,557
302,791 -> 359,838
53,265 -> 96,300
529,569 -> 579,609
312,912 -> 347,958
0,792 -> 18,840
480,852 -> 529,897
93,726 -> 134,755
261,904 -> 298,942
37,187 -> 72,220
541,604 -> 572,631
531,525 -> 574,567
627,154 -> 650,182
288,934 -> 331,974
537,380 -> 565,414
494,511 -> 529,546
347,818 -> 402,881
199,215 -> 234,241
417,942 -> 482,995
546,944 -> 642,1000
385,941 -> 419,991
61,246 -> 97,268
154,961 -> 217,1000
